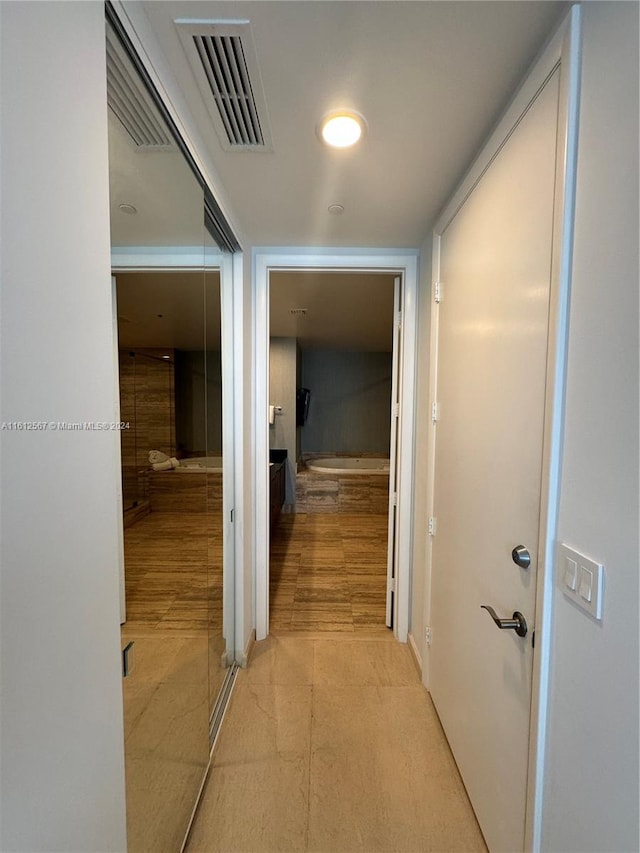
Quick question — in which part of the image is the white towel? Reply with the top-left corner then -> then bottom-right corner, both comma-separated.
152,459 -> 173,471
149,450 -> 169,464
169,457 -> 180,469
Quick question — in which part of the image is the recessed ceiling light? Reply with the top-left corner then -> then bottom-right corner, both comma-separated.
318,111 -> 366,149
118,203 -> 137,215
328,204 -> 344,215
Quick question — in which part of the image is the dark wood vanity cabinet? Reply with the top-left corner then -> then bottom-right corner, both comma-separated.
269,449 -> 287,530
269,461 -> 285,529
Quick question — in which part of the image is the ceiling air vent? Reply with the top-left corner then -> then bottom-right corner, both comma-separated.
176,20 -> 273,151
106,31 -> 173,150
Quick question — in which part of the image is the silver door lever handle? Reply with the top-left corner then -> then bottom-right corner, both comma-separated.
481,605 -> 528,638
511,545 -> 531,569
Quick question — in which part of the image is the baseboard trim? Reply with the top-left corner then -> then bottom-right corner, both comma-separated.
123,500 -> 150,529
407,631 -> 423,676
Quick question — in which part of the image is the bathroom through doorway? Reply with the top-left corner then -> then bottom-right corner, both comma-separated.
268,271 -> 396,635
253,250 -> 419,644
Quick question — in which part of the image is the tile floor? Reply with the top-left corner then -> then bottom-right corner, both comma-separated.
269,513 -> 390,633
121,509 -> 226,852
185,635 -> 487,852
186,511 -> 487,853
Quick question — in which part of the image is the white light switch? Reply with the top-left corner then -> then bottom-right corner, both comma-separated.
558,544 -> 604,620
578,567 -> 593,602
564,557 -> 578,591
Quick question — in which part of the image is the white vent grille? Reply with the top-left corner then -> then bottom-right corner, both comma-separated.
193,35 -> 263,146
177,21 -> 273,151
106,35 -> 172,149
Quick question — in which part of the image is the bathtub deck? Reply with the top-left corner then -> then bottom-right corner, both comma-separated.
295,471 -> 389,514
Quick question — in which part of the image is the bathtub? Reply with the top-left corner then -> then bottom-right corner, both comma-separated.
175,456 -> 223,473
306,456 -> 390,475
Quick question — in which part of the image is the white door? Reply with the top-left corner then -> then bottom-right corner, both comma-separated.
429,70 -> 560,852
386,276 -> 402,627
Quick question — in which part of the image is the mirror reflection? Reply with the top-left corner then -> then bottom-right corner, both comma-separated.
107,19 -> 227,852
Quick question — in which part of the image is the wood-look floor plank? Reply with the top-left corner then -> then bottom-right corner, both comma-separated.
269,513 -> 389,634
121,506 -> 225,853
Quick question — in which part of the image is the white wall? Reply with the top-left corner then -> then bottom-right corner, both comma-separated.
541,4 -> 639,851
409,237 -> 433,671
0,3 -> 127,850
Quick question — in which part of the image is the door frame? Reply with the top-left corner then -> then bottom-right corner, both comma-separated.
111,275 -> 127,624
424,8 -> 582,850
111,246 -> 237,664
385,276 -> 402,628
253,248 -> 419,643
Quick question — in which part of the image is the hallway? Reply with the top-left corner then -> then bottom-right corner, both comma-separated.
186,511 -> 486,851
185,634 -> 486,852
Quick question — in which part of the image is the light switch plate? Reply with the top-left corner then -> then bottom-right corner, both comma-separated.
558,544 -> 604,620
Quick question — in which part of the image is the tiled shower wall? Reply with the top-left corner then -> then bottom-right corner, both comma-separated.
119,349 -> 175,508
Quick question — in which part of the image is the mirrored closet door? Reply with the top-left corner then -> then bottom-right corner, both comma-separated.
106,17 -> 233,851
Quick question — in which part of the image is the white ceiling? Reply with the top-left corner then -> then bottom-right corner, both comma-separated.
108,110 -> 206,247
270,271 -> 395,350
115,271 -> 221,350
111,1 -> 568,349
115,269 -> 394,351
131,0 -> 568,248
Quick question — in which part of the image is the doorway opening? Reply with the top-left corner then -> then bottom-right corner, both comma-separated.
253,250 -> 419,644
267,271 -> 396,634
